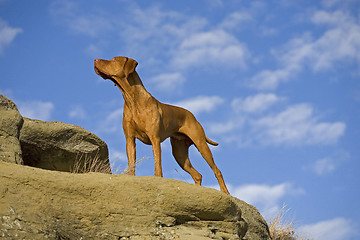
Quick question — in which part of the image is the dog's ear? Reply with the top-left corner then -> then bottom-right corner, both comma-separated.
124,58 -> 138,78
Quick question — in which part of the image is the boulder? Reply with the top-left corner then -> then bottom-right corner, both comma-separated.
0,162 -> 271,240
20,117 -> 110,173
0,95 -> 23,164
233,198 -> 272,240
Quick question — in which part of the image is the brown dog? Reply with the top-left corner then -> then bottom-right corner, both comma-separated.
94,56 -> 229,194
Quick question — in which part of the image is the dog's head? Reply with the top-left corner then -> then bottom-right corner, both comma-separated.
94,56 -> 138,82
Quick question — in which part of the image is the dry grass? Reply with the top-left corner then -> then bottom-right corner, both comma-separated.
267,205 -> 312,240
71,151 -> 146,175
71,151 -> 114,174
121,157 -> 147,174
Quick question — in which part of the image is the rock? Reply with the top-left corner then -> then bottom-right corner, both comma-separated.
19,117 -> 110,173
0,95 -> 110,173
0,162 -> 271,239
233,199 -> 271,240
0,95 -> 23,164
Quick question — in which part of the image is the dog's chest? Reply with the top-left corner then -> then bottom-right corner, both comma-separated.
135,131 -> 152,145
123,102 -> 161,144
126,116 -> 153,145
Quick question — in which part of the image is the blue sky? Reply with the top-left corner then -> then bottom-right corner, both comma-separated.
1,0 -> 359,239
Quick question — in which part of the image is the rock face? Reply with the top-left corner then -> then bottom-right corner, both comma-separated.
0,162 -> 271,240
0,95 -> 110,173
20,117 -> 110,172
0,95 -> 23,165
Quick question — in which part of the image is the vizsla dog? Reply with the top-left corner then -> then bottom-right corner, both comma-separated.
94,56 -> 229,194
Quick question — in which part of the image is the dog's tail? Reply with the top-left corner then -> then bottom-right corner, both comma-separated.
206,136 -> 219,146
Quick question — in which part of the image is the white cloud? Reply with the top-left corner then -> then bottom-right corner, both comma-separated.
118,4 -> 208,61
232,93 -> 284,113
0,89 -> 14,98
308,11 -> 360,71
311,10 -> 352,26
312,158 -> 336,175
0,19 -> 23,53
208,120 -> 244,135
322,0 -> 357,8
306,150 -> 350,176
110,149 -> 127,163
120,6 -> 249,71
254,104 -> 346,146
322,0 -> 342,7
298,218 -> 358,240
49,2 -> 249,90
219,11 -> 253,30
84,44 -> 102,57
250,10 -> 360,90
204,0 -> 223,8
173,95 -> 224,115
231,183 -> 304,218
49,0 -> 113,37
108,149 -> 127,174
97,108 -> 123,133
249,67 -> 297,91
18,101 -> 55,121
173,29 -> 249,70
260,26 -> 278,36
149,72 -> 186,92
124,5 -> 183,41
278,16 -> 360,72
68,105 -> 87,120
208,93 -> 285,137
209,99 -> 346,147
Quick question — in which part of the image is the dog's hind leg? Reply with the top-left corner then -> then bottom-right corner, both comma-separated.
170,137 -> 202,185
197,141 -> 229,194
189,133 -> 230,194
180,122 -> 229,194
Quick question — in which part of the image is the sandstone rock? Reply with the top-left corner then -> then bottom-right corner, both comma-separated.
20,117 -> 110,173
233,199 -> 271,240
0,95 -> 23,164
0,162 -> 271,239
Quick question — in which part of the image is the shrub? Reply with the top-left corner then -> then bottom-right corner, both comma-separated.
71,151 -> 113,174
267,205 -> 312,240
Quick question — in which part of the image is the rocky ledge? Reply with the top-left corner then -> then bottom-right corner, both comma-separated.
0,162 -> 270,240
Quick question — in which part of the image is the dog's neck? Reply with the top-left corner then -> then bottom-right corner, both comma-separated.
113,71 -> 153,110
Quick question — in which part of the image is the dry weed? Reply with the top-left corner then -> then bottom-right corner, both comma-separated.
121,157 -> 147,175
267,205 -> 312,240
71,151 -> 147,175
71,151 -> 114,174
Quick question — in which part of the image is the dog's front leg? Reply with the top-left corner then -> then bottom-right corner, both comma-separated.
151,137 -> 163,177
126,136 -> 136,176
